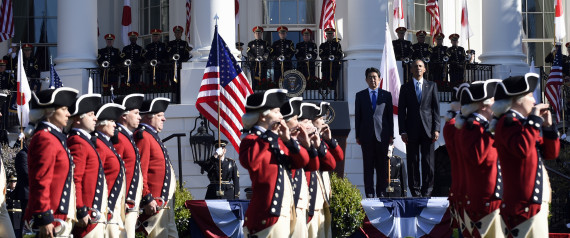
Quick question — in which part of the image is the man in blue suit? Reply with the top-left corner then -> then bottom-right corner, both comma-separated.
355,67 -> 394,198
398,59 -> 440,197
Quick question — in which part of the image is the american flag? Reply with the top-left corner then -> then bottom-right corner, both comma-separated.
319,0 -> 336,31
426,0 -> 442,44
196,26 -> 253,150
49,62 -> 63,89
0,0 -> 14,42
545,44 -> 564,123
186,0 -> 191,42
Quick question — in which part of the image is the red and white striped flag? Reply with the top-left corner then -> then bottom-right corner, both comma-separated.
545,44 -> 564,122
461,0 -> 473,47
186,0 -> 191,41
319,0 -> 336,31
555,0 -> 565,41
0,0 -> 14,42
426,0 -> 442,44
196,26 -> 253,150
121,0 -> 132,46
393,0 -> 405,32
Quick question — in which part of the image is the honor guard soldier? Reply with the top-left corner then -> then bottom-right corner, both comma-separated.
271,26 -> 295,81
122,32 -> 146,85
393,27 -> 413,61
319,28 -> 343,89
94,103 -> 127,238
429,33 -> 448,83
236,42 -> 246,61
24,87 -> 78,238
295,28 -> 318,82
247,26 -> 272,88
492,74 -> 559,237
199,140 -> 240,199
6,174 -> 21,237
393,27 -> 413,83
455,80 -> 503,237
0,60 -> 14,91
113,93 -> 144,238
135,97 -> 178,237
411,31 -> 431,62
546,42 -> 570,78
3,43 -> 18,80
240,89 -> 310,237
144,29 -> 168,85
14,134 -> 30,238
447,34 -> 466,84
68,93 -> 108,237
98,34 -> 122,88
21,44 -> 40,92
167,26 -> 192,85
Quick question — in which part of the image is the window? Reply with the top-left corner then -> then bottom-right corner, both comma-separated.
522,0 -> 555,68
262,0 -> 315,25
405,0 -> 431,43
13,0 -> 58,71
140,0 -> 169,45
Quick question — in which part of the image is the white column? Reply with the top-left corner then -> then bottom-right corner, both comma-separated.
54,0 -> 97,93
189,0 -> 236,60
343,0 -> 388,107
479,0 -> 528,78
181,0 -> 236,105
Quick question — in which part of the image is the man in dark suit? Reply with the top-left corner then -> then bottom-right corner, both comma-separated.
398,59 -> 440,197
355,67 -> 394,198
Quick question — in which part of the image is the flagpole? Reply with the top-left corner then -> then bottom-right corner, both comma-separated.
214,16 -> 223,198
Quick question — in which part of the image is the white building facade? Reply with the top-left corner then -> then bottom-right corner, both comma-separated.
3,0 -> 569,198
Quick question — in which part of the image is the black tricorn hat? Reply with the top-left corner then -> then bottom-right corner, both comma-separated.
31,87 -> 79,109
140,97 -> 170,114
280,97 -> 303,119
315,101 -> 330,118
69,94 -> 102,117
213,139 -> 228,148
298,102 -> 320,120
114,93 -> 144,110
0,93 -> 7,105
452,83 -> 470,102
96,103 -> 126,121
494,73 -> 539,101
460,79 -> 501,105
245,89 -> 288,113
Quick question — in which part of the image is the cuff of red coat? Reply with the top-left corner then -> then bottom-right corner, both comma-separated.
325,138 -> 338,149
542,124 -> 559,140
32,210 -> 54,226
140,194 -> 154,207
317,142 -> 327,158
76,206 -> 89,220
308,146 -> 318,158
285,139 -> 301,154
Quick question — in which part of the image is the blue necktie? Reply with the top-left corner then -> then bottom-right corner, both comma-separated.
371,90 -> 377,111
416,82 -> 422,102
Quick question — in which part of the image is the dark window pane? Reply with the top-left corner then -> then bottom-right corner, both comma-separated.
527,13 -> 543,38
543,0 -> 554,12
522,0 -> 527,12
47,19 -> 57,43
523,14 -> 528,36
150,7 -> 160,30
280,0 -> 297,24
527,0 -> 541,12
544,13 -> 554,38
151,0 -> 160,7
264,0 -> 279,24
414,5 -> 426,31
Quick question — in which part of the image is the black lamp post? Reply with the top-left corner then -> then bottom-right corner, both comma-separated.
189,114 -> 215,164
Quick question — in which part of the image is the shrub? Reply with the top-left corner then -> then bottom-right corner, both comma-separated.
174,181 -> 193,237
330,172 -> 365,238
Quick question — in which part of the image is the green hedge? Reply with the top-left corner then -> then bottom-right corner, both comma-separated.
330,173 -> 365,238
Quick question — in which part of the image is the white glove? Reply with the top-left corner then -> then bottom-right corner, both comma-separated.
214,148 -> 223,157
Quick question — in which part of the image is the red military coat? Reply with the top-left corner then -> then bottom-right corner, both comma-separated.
443,117 -> 463,204
456,115 -> 501,222
114,124 -> 142,206
135,124 -> 174,207
25,122 -> 75,226
68,129 -> 107,236
494,110 -> 559,228
239,128 -> 309,234
95,133 -> 125,215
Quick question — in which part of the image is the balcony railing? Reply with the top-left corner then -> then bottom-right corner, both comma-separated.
88,65 -> 180,104
430,63 -> 494,102
237,60 -> 346,101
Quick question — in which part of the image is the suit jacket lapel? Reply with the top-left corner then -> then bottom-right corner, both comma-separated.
420,81 -> 429,105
